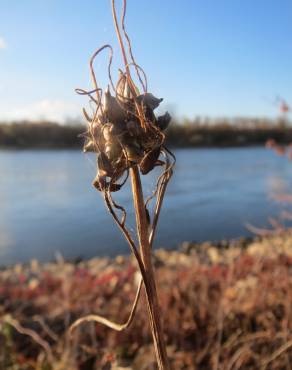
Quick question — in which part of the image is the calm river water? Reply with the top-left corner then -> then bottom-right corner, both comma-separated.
1,147 -> 292,265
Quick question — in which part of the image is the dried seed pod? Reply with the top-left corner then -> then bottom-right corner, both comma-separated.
97,114 -> 107,125
137,93 -> 163,110
93,175 -> 122,192
119,130 -> 143,163
110,122 -> 126,137
124,143 -> 143,163
108,182 -> 122,192
116,70 -> 140,103
102,122 -> 125,142
140,146 -> 161,175
83,139 -> 96,153
105,141 -> 122,162
116,71 -> 131,103
102,124 -> 114,142
97,152 -> 114,177
104,87 -> 127,124
83,122 -> 103,153
127,120 -> 143,137
93,175 -> 107,191
157,112 -> 171,131
143,104 -> 157,123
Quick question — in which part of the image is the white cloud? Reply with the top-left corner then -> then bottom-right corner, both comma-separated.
0,99 -> 81,123
0,37 -> 6,49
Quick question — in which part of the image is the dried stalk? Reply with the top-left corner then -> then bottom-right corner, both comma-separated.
69,1 -> 174,368
130,165 -> 170,369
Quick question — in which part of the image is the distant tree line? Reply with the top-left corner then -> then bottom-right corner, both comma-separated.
0,121 -> 83,148
0,117 -> 291,149
166,117 -> 292,147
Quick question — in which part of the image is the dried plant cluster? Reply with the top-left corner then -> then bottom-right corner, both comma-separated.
72,0 -> 175,369
82,74 -> 171,192
78,20 -> 173,196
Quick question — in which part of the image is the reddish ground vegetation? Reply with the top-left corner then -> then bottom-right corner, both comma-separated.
0,233 -> 292,369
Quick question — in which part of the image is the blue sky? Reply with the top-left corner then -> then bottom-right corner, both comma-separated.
0,0 -> 291,122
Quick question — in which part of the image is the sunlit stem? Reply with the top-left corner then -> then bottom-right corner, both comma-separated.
130,165 -> 170,370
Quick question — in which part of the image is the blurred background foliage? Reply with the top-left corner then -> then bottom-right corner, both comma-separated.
1,117 -> 292,149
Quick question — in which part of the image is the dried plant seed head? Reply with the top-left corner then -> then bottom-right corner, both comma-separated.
124,143 -> 143,163
126,120 -> 144,138
137,93 -> 163,111
98,152 -> 114,177
104,141 -> 122,162
92,175 -> 105,191
77,2 -> 174,192
104,87 -> 127,124
117,70 -> 133,103
102,124 -> 114,142
157,112 -> 171,131
140,146 -> 161,175
83,139 -> 95,153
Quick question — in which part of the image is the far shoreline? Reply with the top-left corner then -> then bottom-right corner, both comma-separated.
1,118 -> 292,149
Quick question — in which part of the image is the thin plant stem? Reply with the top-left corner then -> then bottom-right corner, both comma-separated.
130,165 -> 170,370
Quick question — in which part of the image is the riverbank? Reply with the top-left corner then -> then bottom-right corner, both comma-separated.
1,118 -> 292,149
1,231 -> 292,369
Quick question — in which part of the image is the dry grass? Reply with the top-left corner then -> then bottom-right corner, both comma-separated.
0,233 -> 292,369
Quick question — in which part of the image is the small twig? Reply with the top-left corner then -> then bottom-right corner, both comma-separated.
260,339 -> 292,369
226,346 -> 251,370
149,150 -> 174,246
121,0 -> 147,92
69,274 -> 142,334
2,316 -> 55,364
33,315 -> 59,343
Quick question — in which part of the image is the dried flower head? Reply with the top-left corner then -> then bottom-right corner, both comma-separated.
80,58 -> 171,193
